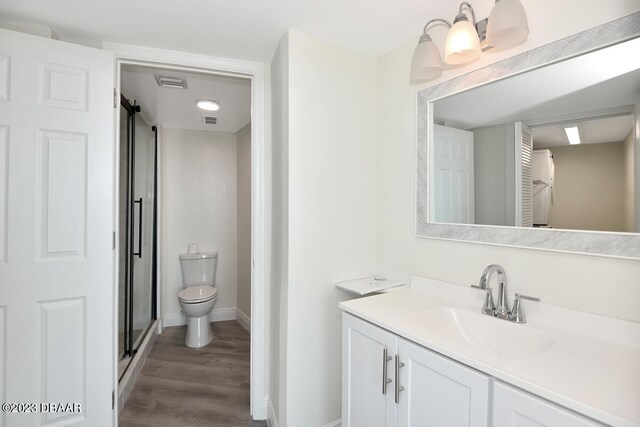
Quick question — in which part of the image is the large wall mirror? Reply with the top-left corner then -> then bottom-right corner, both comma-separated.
417,12 -> 640,258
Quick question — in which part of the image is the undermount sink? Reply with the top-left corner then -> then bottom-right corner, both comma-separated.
417,307 -> 555,357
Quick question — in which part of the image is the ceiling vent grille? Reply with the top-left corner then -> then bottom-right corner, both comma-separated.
203,116 -> 217,125
154,75 -> 188,89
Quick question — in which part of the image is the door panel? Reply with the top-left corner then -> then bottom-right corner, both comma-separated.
434,124 -> 475,224
343,313 -> 397,427
0,28 -> 114,426
398,339 -> 490,427
493,382 -> 602,427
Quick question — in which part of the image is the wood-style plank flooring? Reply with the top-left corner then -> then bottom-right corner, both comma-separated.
119,321 -> 267,427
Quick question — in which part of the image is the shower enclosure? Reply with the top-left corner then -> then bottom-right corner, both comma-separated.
118,95 -> 158,378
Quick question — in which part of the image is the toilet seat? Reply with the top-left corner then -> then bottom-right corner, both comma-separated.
178,285 -> 217,304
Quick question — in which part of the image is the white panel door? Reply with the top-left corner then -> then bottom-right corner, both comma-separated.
343,313 -> 397,427
433,124 -> 475,224
0,29 -> 114,426
493,382 -> 603,427
397,338 -> 490,427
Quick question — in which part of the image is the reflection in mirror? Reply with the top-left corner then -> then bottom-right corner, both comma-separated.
430,37 -> 640,233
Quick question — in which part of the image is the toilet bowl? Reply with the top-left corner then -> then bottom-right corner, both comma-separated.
178,250 -> 219,348
178,285 -> 217,347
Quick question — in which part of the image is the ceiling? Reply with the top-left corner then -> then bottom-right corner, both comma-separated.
121,65 -> 251,133
532,115 -> 634,148
433,37 -> 640,148
0,0 -> 463,61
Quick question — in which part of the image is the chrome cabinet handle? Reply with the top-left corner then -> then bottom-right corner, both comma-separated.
394,355 -> 405,403
382,348 -> 392,395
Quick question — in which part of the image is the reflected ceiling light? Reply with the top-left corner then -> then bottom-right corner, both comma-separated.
196,99 -> 220,111
486,0 -> 529,49
565,126 -> 581,145
411,0 -> 529,82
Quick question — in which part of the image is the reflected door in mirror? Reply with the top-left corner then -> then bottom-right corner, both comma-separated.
433,124 -> 475,223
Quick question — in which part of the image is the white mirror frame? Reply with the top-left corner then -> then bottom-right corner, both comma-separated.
417,12 -> 640,259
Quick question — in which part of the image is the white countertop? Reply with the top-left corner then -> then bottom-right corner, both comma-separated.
339,280 -> 640,427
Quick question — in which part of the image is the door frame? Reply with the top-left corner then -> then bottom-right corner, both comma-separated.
104,42 -> 270,420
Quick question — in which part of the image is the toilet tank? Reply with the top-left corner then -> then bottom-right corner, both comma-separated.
179,251 -> 218,287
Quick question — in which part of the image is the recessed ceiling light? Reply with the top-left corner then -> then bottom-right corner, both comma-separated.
564,126 -> 581,145
196,99 -> 220,111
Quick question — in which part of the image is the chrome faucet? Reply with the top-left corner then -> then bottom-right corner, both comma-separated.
474,264 -> 509,319
472,265 -> 540,323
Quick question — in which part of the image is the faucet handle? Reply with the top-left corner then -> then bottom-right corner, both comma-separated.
509,293 -> 540,323
472,284 -> 496,316
481,287 -> 496,316
515,293 -> 540,302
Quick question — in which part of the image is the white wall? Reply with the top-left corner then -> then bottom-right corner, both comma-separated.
623,129 -> 635,232
283,31 -> 378,427
269,35 -> 289,425
549,141 -> 626,232
377,0 -> 640,326
472,123 -> 516,226
237,124 -> 252,320
161,128 -> 238,326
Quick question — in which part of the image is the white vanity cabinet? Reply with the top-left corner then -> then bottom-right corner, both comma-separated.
342,312 -> 397,427
397,338 -> 490,427
343,313 -> 491,427
492,382 -> 604,427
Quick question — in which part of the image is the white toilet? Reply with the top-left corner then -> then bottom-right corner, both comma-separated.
178,250 -> 219,348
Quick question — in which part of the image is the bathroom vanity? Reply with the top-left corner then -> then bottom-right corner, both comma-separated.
340,278 -> 640,427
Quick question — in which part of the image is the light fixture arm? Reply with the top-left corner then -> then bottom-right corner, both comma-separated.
419,18 -> 452,43
456,1 -> 477,25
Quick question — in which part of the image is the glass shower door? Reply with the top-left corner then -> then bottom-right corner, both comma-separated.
130,112 -> 156,350
119,96 -> 157,374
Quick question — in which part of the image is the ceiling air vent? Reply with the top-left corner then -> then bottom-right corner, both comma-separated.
154,75 -> 188,89
203,116 -> 217,125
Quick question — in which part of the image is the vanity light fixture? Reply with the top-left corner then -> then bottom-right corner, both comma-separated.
196,99 -> 220,111
443,3 -> 481,65
411,0 -> 529,82
486,0 -> 530,49
564,126 -> 581,145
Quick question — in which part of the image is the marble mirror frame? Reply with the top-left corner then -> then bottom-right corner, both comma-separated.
416,12 -> 640,259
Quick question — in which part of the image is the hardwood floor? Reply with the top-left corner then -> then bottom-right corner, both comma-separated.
119,321 -> 267,427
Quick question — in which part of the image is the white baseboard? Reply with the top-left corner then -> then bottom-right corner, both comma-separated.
265,399 -> 338,427
236,308 -> 251,332
267,397 -> 278,427
162,307 -> 237,328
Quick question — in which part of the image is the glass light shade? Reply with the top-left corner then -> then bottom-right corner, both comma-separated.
486,0 -> 529,49
444,19 -> 481,65
410,39 -> 444,81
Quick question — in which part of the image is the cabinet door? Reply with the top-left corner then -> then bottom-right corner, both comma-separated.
493,382 -> 603,427
397,339 -> 490,427
343,313 -> 397,427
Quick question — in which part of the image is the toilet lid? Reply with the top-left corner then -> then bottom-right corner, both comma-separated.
178,285 -> 217,303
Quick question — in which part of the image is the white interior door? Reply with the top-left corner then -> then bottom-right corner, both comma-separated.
433,124 -> 475,223
0,29 -> 114,426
